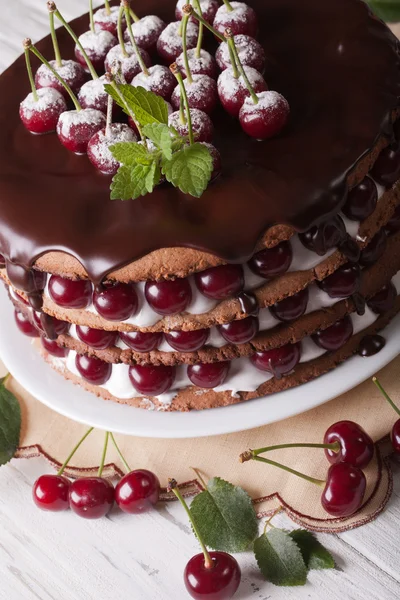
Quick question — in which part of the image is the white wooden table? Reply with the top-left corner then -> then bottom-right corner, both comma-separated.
1,2 -> 400,598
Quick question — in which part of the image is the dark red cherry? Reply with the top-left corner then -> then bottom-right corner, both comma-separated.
342,177 -> 377,221
270,289 -> 309,322
359,230 -> 387,267
239,91 -> 290,140
129,364 -> 176,395
14,310 -> 39,337
56,109 -> 106,154
321,463 -> 366,517
312,316 -> 353,351
386,205 -> 400,234
299,216 -> 346,256
371,144 -> 400,187
248,242 -> 293,279
176,48 -> 218,80
41,336 -> 69,358
35,59 -> 86,98
93,5 -> 121,35
217,66 -> 267,117
119,330 -> 163,352
195,265 -> 244,300
165,329 -> 209,352
131,65 -> 176,101
76,326 -> 118,350
324,420 -> 374,469
19,88 -> 67,135
33,474 -> 70,512
0,254 -> 5,267
69,477 -> 114,519
145,279 -> 192,315
75,30 -> 117,73
171,74 -> 218,115
124,15 -> 167,51
216,34 -> 265,73
32,312 -> 70,337
201,142 -> 222,180
218,316 -> 259,344
115,469 -> 160,513
75,354 -> 112,385
367,282 -> 397,314
176,0 -> 219,25
168,109 -> 214,142
184,551 -> 241,600
156,21 -> 199,64
391,419 -> 400,454
78,76 -> 113,114
318,264 -> 361,299
213,2 -> 258,38
48,275 -> 93,309
87,123 -> 138,175
187,361 -> 230,388
104,44 -> 152,83
250,343 -> 301,378
93,282 -> 139,321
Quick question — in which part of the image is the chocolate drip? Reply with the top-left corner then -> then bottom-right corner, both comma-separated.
40,313 -> 57,340
5,261 -> 45,310
339,238 -> 361,263
237,292 -> 259,316
352,292 -> 366,316
358,334 -> 386,356
0,0 -> 399,296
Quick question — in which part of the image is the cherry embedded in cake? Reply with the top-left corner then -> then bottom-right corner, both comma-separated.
76,325 -> 118,350
359,229 -> 387,267
131,64 -> 177,100
318,264 -> 361,299
218,316 -> 259,344
342,177 -> 378,221
371,144 -> 400,187
187,361 -> 230,388
216,34 -> 265,72
129,364 -> 176,395
35,59 -> 86,98
145,278 -> 192,315
171,73 -> 218,114
56,108 -> 106,154
367,283 -> 397,314
250,343 -> 301,378
213,1 -> 258,38
299,216 -> 346,256
270,288 -> 309,322
87,123 -> 138,175
168,108 -> 214,142
248,242 -> 293,279
386,205 -> 400,234
312,316 -> 354,351
75,353 -> 112,385
41,336 -> 68,358
176,48 -> 218,80
119,331 -> 163,352
14,310 -> 39,337
239,90 -> 290,139
48,275 -> 93,309
156,21 -> 199,64
165,328 -> 210,352
217,65 -> 267,117
195,264 -> 244,300
93,282 -> 139,321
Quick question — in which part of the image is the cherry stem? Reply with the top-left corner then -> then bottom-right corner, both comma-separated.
98,431 -> 110,477
130,7 -> 139,23
168,479 -> 213,569
53,7 -> 98,80
57,427 -> 94,476
181,10 -> 193,84
117,4 -> 128,58
248,455 -> 326,488
171,64 -> 194,145
123,1 -> 149,75
104,0 -> 111,16
227,38 -> 239,79
108,77 -> 144,140
109,432 -> 131,473
28,43 -> 82,111
189,8 -> 225,42
190,466 -> 207,490
48,6 -> 62,68
241,441 -> 341,460
105,93 -> 113,137
89,0 -> 95,34
1,373 -> 11,386
373,377 -> 400,417
263,506 -> 282,534
226,31 -> 258,103
222,0 -> 234,11
193,0 -> 204,59
23,43 -> 39,102
179,93 -> 186,125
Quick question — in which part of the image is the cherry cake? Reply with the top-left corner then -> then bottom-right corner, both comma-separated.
1,0 -> 400,412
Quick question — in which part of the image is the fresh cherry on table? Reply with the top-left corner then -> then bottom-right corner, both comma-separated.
176,48 -> 218,80
194,264 -> 244,300
33,474 -> 71,512
217,65 -> 267,117
323,421 -> 374,469
168,109 -> 214,142
48,275 -> 93,309
239,90 -> 290,140
216,34 -> 265,73
213,1 -> 258,38
69,477 -> 115,519
321,463 -> 366,517
115,469 -> 160,513
373,377 -> 400,455
184,552 -> 241,600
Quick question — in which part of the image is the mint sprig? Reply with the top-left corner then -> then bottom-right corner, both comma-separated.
162,144 -> 213,198
104,84 -> 169,126
0,375 -> 21,467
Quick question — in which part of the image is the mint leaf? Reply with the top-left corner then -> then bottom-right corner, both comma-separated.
189,477 -> 258,553
0,376 -> 21,467
142,123 -> 174,160
289,530 -> 335,571
366,0 -> 400,21
105,84 -> 169,126
254,529 -> 307,586
162,143 -> 213,198
110,161 -> 159,201
109,142 -> 154,166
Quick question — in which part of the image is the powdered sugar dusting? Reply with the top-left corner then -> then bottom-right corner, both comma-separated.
156,21 -> 199,61
57,109 -> 106,137
215,1 -> 254,24
94,6 -> 120,30
20,87 -> 66,117
77,30 -> 117,59
176,48 -> 217,78
78,76 -> 107,106
218,65 -> 266,98
130,15 -> 166,48
104,43 -> 150,81
241,90 -> 289,120
168,108 -> 213,142
88,123 -> 137,174
171,74 -> 217,108
35,59 -> 84,86
216,34 -> 265,71
131,64 -> 174,96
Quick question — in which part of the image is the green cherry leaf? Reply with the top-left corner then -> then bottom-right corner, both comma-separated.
109,142 -> 154,166
189,477 -> 258,553
142,123 -> 174,160
105,84 -> 169,126
365,0 -> 400,22
289,530 -> 335,571
162,143 -> 213,198
0,376 -> 21,467
110,161 -> 159,201
254,529 -> 308,586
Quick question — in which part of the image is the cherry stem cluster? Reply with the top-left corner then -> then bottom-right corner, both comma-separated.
373,377 -> 400,417
117,3 -> 129,58
171,63 -> 194,145
168,478 -> 214,570
57,427 -> 94,476
243,454 -> 326,488
123,0 -> 149,75
241,441 -> 341,460
225,30 -> 259,103
109,432 -> 132,473
187,6 -> 225,42
97,431 -> 110,477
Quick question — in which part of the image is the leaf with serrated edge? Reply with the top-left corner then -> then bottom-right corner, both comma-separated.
189,477 -> 258,553
143,123 -> 174,160
110,162 -> 158,201
105,84 -> 168,126
109,142 -> 153,166
289,530 -> 335,571
0,377 -> 21,467
254,529 -> 307,586
162,143 -> 213,198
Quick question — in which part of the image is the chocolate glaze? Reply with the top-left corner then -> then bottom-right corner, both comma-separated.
0,0 -> 399,294
358,334 -> 386,356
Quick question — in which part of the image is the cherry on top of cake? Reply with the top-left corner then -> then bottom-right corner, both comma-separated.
0,0 -> 399,289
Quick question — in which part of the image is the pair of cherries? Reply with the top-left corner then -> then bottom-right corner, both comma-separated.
241,419 -> 374,517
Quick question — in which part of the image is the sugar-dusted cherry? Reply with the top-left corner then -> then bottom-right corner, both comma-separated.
20,87 -> 67,135
216,34 -> 265,73
104,43 -> 152,83
94,4 -> 121,35
75,353 -> 112,385
78,76 -> 110,114
312,316 -> 353,351
239,90 -> 290,140
157,21 -> 199,64
168,108 -> 214,142
129,364 -> 176,395
14,310 -> 39,337
218,65 -> 267,117
115,469 -> 160,513
33,474 -> 71,512
250,342 -> 301,378
321,463 -> 366,517
76,326 -> 118,350
131,64 -> 176,100
145,278 -> 192,315
248,242 -> 293,279
48,275 -> 93,309
176,48 -> 218,80
171,74 -> 218,114
176,0 -> 219,25
342,177 -> 377,221
35,58 -> 86,99
213,1 -> 258,38
324,420 -> 374,469
195,264 -> 244,300
123,14 -> 166,51
119,330 -> 163,352
165,328 -> 210,352
75,29 -> 117,74
69,477 -> 114,519
187,361 -> 230,388
88,123 -> 138,175
58,107 -> 107,154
